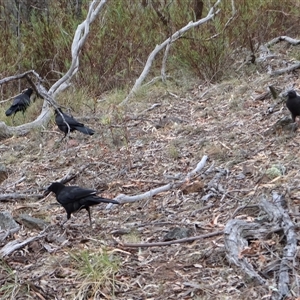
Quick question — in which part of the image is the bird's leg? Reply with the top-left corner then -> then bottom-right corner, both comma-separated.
61,218 -> 69,226
61,213 -> 71,226
87,207 -> 92,227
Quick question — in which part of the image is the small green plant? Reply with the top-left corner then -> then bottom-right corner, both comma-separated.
168,142 -> 180,159
69,249 -> 120,299
266,164 -> 285,179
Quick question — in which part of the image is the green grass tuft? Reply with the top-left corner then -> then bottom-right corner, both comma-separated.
69,249 -> 121,299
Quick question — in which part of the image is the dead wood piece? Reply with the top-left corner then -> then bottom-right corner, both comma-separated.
265,96 -> 285,116
265,36 -> 300,47
17,214 -> 50,230
264,116 -> 298,136
261,192 -> 298,299
187,155 -> 208,178
261,36 -> 300,76
0,70 -> 42,86
118,230 -> 223,248
0,193 -> 44,201
0,231 -> 46,258
0,211 -> 20,242
0,227 -> 20,242
115,183 -> 174,203
224,219 -> 271,285
115,156 -> 208,204
270,61 -> 300,76
225,193 -> 297,299
4,176 -> 26,190
0,122 -> 13,140
121,0 -> 222,105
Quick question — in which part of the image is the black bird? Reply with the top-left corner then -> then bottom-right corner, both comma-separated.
5,88 -> 34,119
286,90 -> 300,122
47,182 -> 119,226
55,108 -> 95,139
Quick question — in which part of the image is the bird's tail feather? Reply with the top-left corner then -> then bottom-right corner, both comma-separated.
75,126 -> 95,135
5,108 -> 14,116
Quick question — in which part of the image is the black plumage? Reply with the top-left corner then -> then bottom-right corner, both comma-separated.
55,108 -> 95,139
5,88 -> 33,117
47,182 -> 119,226
286,90 -> 300,122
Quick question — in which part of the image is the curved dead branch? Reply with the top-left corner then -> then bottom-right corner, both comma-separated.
261,36 -> 300,76
115,155 -> 208,203
50,0 -> 108,96
224,192 -> 297,299
265,36 -> 300,47
120,0 -> 222,105
270,61 -> 300,76
0,0 -> 108,140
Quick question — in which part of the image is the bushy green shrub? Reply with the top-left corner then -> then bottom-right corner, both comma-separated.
0,0 -> 299,97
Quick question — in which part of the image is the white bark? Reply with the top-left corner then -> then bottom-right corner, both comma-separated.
0,231 -> 46,258
0,0 -> 108,140
114,155 -> 208,204
50,0 -> 108,96
121,0 -> 222,105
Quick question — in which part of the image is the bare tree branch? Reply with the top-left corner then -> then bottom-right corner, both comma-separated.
120,0 -> 222,105
50,0 -> 108,96
0,0 -> 108,140
265,36 -> 300,47
115,155 -> 208,204
0,229 -> 47,258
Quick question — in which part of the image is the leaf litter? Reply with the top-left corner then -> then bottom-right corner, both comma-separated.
1,70 -> 300,299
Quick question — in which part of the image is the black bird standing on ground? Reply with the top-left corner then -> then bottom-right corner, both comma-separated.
47,182 -> 120,226
55,108 -> 95,139
286,90 -> 300,122
5,88 -> 34,119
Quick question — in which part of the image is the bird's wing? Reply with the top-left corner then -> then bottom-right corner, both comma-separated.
57,186 -> 96,204
60,113 -> 84,127
55,114 -> 64,126
73,125 -> 95,135
12,95 -> 30,106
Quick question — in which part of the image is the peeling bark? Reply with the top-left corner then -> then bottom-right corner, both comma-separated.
224,192 -> 297,299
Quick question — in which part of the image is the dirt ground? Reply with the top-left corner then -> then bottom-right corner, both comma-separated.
1,64 -> 300,299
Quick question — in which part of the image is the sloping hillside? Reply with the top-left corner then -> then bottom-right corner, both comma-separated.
1,42 -> 300,299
